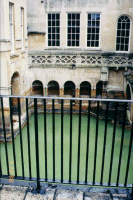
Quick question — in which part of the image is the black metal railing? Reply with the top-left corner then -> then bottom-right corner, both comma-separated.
0,95 -> 133,191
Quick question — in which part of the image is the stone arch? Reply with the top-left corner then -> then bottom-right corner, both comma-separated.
11,72 -> 20,95
48,80 -> 59,96
32,80 -> 43,96
80,81 -> 91,96
96,81 -> 103,97
11,72 -> 20,113
64,81 -> 75,96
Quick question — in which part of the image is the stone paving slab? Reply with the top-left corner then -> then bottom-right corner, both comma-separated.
25,188 -> 55,200
54,189 -> 83,200
0,185 -> 27,200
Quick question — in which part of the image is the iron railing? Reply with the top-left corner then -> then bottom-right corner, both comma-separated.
0,95 -> 133,190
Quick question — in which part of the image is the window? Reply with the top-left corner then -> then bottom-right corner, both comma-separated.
48,13 -> 60,46
21,8 -> 24,49
87,13 -> 100,47
9,2 -> 14,52
67,13 -> 80,47
116,15 -> 130,52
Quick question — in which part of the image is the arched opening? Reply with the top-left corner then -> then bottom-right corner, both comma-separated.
64,81 -> 75,96
126,84 -> 131,100
32,80 -> 43,96
11,72 -> 20,113
48,81 -> 59,96
96,81 -> 103,97
80,81 -> 91,96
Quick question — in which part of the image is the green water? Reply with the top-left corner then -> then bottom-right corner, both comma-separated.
1,113 -> 133,185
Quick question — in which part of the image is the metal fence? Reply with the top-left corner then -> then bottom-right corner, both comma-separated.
0,95 -> 133,190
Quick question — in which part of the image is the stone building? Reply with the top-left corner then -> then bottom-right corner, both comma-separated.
0,0 -> 133,120
26,0 -> 133,100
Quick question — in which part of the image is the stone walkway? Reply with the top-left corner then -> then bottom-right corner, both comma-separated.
0,183 -> 132,200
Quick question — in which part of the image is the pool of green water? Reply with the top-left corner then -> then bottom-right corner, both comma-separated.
1,113 -> 133,185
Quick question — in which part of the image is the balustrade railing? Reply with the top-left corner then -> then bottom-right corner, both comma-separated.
0,95 -> 133,190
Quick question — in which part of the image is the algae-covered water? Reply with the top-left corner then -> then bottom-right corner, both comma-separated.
1,113 -> 133,185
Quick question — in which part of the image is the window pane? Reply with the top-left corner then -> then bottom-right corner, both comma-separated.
68,34 -> 71,39
87,41 -> 90,47
125,45 -> 128,51
48,14 -> 51,20
68,20 -> 71,26
72,34 -> 75,39
48,41 -> 51,46
52,14 -> 55,19
72,14 -> 75,19
48,34 -> 51,39
91,41 -> 94,47
52,40 -> 55,46
76,41 -> 79,46
56,14 -> 60,19
56,40 -> 60,46
116,37 -> 120,43
57,34 -> 60,39
72,41 -> 75,46
95,41 -> 99,47
52,21 -> 55,26
68,41 -> 71,46
48,21 -> 51,26
76,28 -> 79,33
88,14 -> 91,20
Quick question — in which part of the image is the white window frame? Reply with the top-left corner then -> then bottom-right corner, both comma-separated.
9,2 -> 14,53
47,13 -> 60,47
67,13 -> 80,47
116,15 -> 131,53
86,13 -> 101,48
21,7 -> 24,50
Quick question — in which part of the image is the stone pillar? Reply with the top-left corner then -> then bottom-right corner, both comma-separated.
59,88 -> 64,97
75,88 -> 80,104
91,89 -> 96,98
46,88 -> 48,96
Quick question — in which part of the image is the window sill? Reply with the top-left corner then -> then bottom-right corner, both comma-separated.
84,48 -> 102,51
10,52 -> 19,58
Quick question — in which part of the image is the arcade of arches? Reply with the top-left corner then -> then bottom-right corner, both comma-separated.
31,80 -> 104,98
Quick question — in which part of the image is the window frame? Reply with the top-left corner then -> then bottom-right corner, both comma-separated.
47,13 -> 60,47
9,2 -> 14,53
67,13 -> 80,47
86,12 -> 101,49
116,15 -> 131,53
21,7 -> 24,50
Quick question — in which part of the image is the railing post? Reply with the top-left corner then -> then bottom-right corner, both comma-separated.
77,100 -> 82,184
93,101 -> 99,185
34,98 -> 40,190
69,100 -> 72,183
26,98 -> 32,180
61,99 -> 64,183
1,97 -> 9,177
9,97 -> 17,178
18,98 -> 24,179
44,99 -> 47,181
85,100 -> 91,184
52,99 -> 55,182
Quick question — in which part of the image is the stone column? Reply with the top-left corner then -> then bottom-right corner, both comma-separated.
75,88 -> 80,104
59,88 -> 64,97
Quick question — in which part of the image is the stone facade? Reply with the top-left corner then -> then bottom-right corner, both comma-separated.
0,0 -> 28,108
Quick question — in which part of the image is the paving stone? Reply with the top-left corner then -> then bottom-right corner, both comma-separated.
112,193 -> 127,200
55,189 -> 83,200
0,185 -> 27,200
84,192 -> 112,200
25,188 -> 55,200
